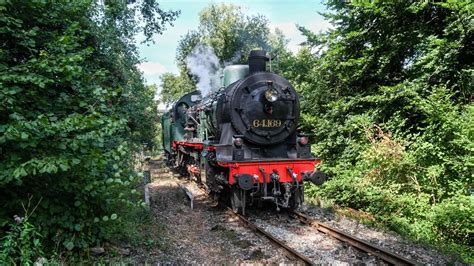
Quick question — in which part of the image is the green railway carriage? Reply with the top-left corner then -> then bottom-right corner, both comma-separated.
161,112 -> 172,155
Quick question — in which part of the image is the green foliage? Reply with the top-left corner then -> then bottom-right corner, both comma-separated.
0,0 -> 177,258
160,3 -> 289,104
284,0 -> 473,261
177,3 -> 272,66
0,199 -> 44,265
159,73 -> 195,105
432,195 -> 473,246
0,217 -> 44,265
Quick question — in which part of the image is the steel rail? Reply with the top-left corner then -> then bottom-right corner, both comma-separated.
290,211 -> 419,265
162,162 -> 416,265
179,179 -> 314,265
227,207 -> 314,265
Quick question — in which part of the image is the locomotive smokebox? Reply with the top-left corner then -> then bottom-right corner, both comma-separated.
248,50 -> 269,74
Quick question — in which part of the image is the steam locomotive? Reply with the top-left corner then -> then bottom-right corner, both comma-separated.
161,50 -> 326,214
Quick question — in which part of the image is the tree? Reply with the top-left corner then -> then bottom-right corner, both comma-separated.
161,3 -> 288,104
159,72 -> 195,105
297,0 -> 473,189
0,0 -> 178,257
281,0 -> 473,258
176,3 -> 272,66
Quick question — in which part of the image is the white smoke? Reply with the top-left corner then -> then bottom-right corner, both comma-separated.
224,51 -> 242,66
185,44 -> 223,96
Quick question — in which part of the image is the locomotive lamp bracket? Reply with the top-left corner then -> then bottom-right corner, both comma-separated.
287,167 -> 299,189
297,132 -> 315,141
302,170 -> 327,185
270,171 -> 280,181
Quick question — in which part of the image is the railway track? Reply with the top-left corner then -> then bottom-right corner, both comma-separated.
173,179 -> 311,263
161,162 -> 418,265
227,207 -> 314,265
289,211 -> 419,265
189,183 -> 417,265
173,178 -> 312,264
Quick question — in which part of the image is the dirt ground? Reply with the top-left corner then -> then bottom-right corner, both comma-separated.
99,160 -> 463,265
126,161 -> 295,264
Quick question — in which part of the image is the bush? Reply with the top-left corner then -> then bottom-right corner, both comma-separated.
432,196 -> 474,246
305,128 -> 473,261
0,217 -> 44,265
283,0 -> 473,261
0,1 -> 177,257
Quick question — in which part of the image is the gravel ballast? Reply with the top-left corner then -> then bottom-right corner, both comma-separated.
123,161 -> 464,264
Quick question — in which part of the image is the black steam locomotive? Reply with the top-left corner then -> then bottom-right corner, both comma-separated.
162,50 -> 326,214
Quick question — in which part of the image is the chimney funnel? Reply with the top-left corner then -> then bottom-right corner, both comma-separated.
248,50 -> 269,74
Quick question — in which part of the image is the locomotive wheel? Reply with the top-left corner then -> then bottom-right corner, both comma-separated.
288,187 -> 303,211
164,151 -> 172,166
288,197 -> 300,211
230,187 -> 242,214
205,160 -> 220,193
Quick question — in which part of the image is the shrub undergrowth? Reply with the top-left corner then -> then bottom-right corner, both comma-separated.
306,123 -> 473,261
280,0 -> 473,262
0,0 -> 178,262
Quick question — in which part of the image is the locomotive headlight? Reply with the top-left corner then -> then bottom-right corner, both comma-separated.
233,137 -> 243,147
264,88 -> 278,102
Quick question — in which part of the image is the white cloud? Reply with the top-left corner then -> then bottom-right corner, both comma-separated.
272,18 -> 332,54
137,62 -> 167,75
272,22 -> 301,54
273,22 -> 300,38
305,19 -> 332,34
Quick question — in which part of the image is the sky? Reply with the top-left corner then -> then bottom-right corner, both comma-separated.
137,0 -> 330,85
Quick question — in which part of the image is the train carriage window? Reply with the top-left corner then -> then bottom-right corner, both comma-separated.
177,103 -> 188,115
191,95 -> 202,102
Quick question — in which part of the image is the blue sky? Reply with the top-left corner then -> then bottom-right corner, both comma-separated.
137,0 -> 330,85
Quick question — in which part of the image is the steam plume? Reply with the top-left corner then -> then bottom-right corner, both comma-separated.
185,44 -> 222,96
